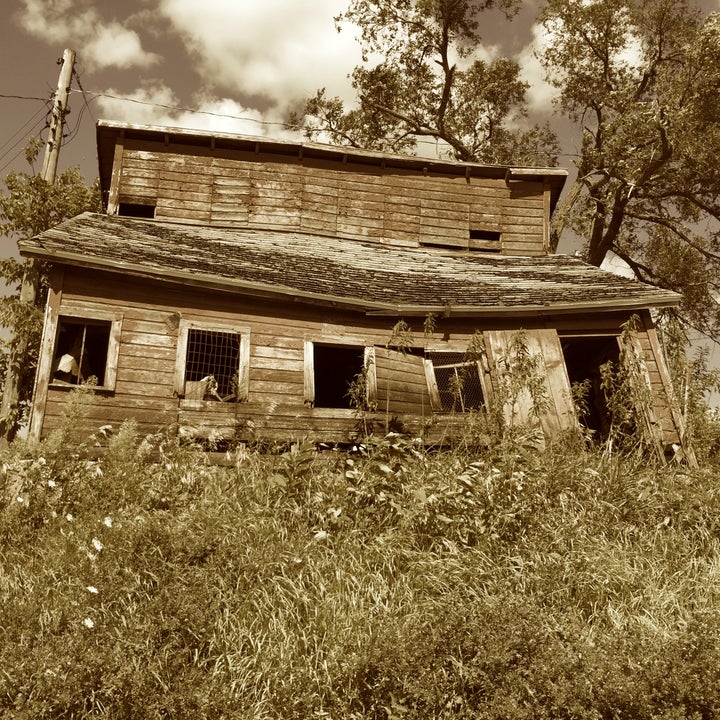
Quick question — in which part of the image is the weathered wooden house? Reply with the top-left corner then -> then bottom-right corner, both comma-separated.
19,121 -> 689,457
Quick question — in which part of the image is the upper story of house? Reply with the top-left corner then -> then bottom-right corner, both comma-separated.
97,121 -> 567,258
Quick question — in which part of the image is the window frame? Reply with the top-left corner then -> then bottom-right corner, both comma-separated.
174,319 -> 250,403
49,309 -> 123,392
303,335 -> 371,410
426,352 -> 487,412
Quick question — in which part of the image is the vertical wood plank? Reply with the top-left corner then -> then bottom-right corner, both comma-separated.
303,340 -> 315,405
173,324 -> 189,396
424,357 -> 441,411
533,328 -> 577,435
237,332 -> 250,401
29,266 -> 64,441
364,346 -> 377,407
104,315 -> 123,390
107,137 -> 124,215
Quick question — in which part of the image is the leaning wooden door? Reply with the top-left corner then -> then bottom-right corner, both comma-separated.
484,328 -> 576,440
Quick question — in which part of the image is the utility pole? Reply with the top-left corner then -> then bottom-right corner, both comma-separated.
0,49 -> 76,442
41,48 -> 76,184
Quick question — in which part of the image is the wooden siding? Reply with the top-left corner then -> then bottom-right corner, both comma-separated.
112,140 -> 547,256
33,268 -> 687,453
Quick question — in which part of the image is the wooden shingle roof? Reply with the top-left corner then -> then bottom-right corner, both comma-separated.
20,213 -> 680,317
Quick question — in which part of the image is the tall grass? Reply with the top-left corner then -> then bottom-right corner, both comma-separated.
1,409 -> 720,718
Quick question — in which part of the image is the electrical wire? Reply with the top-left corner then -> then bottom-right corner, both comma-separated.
0,102 -> 49,159
71,69 -> 97,125
68,87 -> 581,160
69,88 -> 294,128
0,107 -> 51,175
0,94 -> 48,102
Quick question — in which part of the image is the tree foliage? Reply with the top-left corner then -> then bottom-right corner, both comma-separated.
538,0 -> 720,338
0,144 -> 100,435
300,0 -> 720,342
296,0 -> 560,165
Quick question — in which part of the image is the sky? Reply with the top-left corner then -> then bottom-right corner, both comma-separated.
0,0 -> 563,186
2,0 -> 720,375
0,0 -> 718,232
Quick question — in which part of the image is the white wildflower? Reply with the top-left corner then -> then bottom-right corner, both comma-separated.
82,617 -> 94,629
16,496 -> 24,503
66,513 -> 74,522
86,585 -> 99,594
37,457 -> 46,466
91,538 -> 104,552
47,479 -> 57,488
103,516 -> 113,528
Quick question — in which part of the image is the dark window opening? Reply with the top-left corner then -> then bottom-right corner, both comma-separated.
313,345 -> 365,409
560,336 -> 620,440
469,229 -> 502,253
118,202 -> 155,218
185,329 -> 240,400
52,319 -> 111,386
429,352 -> 484,412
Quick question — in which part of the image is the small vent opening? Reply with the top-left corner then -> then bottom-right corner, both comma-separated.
118,202 -> 155,219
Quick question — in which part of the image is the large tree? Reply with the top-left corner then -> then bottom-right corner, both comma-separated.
296,0 -> 560,165
538,0 -> 720,339
300,0 -> 720,341
0,141 -> 100,439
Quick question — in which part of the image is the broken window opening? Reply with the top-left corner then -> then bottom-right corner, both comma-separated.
313,344 -> 365,409
185,329 -> 241,401
428,352 -> 484,412
52,319 -> 111,387
118,202 -> 156,219
560,336 -> 620,440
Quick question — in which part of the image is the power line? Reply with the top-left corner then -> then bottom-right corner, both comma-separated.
69,88 -> 293,128
0,103 -> 49,158
0,93 -> 49,102
0,108 -> 51,176
71,69 -> 97,125
68,87 -> 583,160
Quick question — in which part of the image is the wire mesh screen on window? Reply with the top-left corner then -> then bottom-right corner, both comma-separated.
185,329 -> 240,400
429,352 -> 484,412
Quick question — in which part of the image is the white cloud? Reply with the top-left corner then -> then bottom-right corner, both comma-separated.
17,0 -> 158,70
157,0 -> 361,109
94,85 -> 180,126
517,23 -> 561,113
83,22 -> 159,69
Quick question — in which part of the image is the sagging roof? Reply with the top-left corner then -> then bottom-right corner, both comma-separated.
19,213 -> 680,317
96,120 -> 568,214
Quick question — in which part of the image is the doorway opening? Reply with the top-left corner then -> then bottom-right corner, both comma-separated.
560,335 -> 620,441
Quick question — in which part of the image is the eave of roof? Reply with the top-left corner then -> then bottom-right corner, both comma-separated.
19,213 -> 681,317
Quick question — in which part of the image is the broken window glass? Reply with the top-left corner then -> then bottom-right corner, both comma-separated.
52,319 -> 111,386
312,344 -> 365,409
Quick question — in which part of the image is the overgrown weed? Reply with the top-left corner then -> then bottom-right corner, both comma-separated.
2,393 -> 720,718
